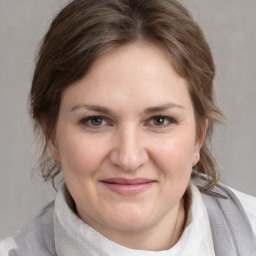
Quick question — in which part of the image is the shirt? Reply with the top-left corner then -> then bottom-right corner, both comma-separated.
1,184 -> 256,256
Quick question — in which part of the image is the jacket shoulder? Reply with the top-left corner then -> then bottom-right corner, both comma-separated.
15,201 -> 56,256
229,187 -> 256,236
1,201 -> 56,256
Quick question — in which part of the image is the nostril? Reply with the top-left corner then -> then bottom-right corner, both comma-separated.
108,138 -> 149,172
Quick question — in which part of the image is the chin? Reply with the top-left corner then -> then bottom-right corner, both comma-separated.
103,207 -> 155,232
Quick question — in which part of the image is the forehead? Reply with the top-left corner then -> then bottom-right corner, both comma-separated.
60,42 -> 193,113
86,42 -> 177,82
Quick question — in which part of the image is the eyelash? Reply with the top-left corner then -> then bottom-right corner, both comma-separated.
79,115 -> 109,128
79,115 -> 176,129
147,116 -> 176,127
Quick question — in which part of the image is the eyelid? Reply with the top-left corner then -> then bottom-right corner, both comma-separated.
79,115 -> 112,128
145,115 -> 177,127
78,114 -> 176,129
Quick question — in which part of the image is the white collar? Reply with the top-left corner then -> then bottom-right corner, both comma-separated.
54,183 -> 215,256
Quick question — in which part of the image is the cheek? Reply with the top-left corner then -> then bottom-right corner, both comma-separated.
152,135 -> 196,179
57,132 -> 109,177
159,139 -> 194,196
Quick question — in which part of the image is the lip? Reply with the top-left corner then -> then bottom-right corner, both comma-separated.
100,178 -> 155,195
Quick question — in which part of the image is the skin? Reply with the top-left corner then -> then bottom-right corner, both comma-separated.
48,42 -> 205,251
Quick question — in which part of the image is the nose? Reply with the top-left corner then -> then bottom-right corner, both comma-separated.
109,126 -> 149,172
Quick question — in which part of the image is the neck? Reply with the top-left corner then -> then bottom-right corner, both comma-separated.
79,197 -> 187,251
111,198 -> 186,251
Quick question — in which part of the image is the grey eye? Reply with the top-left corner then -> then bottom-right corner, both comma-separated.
90,117 -> 104,126
147,116 -> 176,128
153,117 -> 166,125
80,116 -> 108,127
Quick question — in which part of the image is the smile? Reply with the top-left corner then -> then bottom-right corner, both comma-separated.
100,178 -> 155,195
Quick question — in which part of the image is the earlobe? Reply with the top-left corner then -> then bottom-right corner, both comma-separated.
192,151 -> 200,166
41,123 -> 60,164
193,119 -> 208,166
47,139 -> 61,164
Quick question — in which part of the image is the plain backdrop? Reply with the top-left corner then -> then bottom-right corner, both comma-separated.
0,0 -> 256,239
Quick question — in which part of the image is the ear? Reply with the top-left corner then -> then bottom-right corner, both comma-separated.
192,119 -> 208,166
47,138 -> 61,164
42,123 -> 60,164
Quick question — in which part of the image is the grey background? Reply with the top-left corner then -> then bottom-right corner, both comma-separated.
0,0 -> 255,239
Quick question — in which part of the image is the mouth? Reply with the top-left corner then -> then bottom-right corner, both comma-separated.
100,178 -> 155,195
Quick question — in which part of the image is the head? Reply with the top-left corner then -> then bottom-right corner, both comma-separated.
30,0 -> 221,187
30,0 -> 223,248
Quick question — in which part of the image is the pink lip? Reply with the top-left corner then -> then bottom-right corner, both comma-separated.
101,178 -> 155,195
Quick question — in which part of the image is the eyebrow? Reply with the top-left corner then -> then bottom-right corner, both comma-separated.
71,104 -> 112,114
71,103 -> 185,115
144,103 -> 185,114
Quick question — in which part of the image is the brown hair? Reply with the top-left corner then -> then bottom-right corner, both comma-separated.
30,0 -> 222,187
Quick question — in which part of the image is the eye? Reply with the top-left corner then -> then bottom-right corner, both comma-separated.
79,116 -> 109,128
148,116 -> 175,127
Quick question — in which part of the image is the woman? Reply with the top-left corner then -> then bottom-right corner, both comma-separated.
1,0 -> 256,255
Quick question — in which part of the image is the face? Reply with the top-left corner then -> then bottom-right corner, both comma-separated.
49,42 -> 203,245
